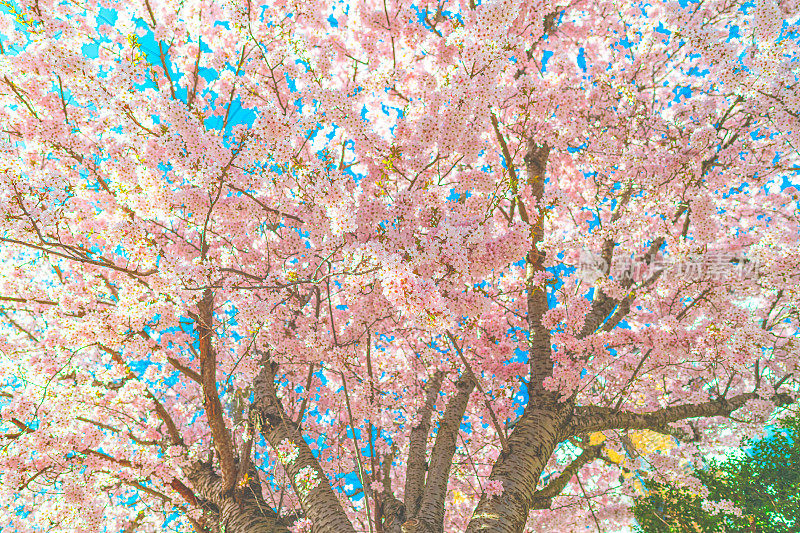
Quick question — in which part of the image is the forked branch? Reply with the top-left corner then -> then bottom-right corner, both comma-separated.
530,442 -> 604,510
251,352 -> 356,533
415,372 -> 475,532
404,370 -> 444,518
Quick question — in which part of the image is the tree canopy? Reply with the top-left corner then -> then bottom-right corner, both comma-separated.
0,0 -> 799,532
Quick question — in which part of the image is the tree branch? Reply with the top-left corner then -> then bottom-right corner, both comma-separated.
96,343 -> 186,445
490,113 -> 527,224
226,182 -> 304,223
186,461 -> 289,533
530,443 -> 604,509
569,392 -> 794,436
403,370 -> 443,518
446,331 -> 508,453
194,290 -> 237,492
341,373 -> 374,533
251,352 -> 356,533
166,356 -> 203,384
465,406 -> 571,533
524,141 -> 554,401
580,237 -> 664,338
416,372 -> 475,532
0,236 -> 157,277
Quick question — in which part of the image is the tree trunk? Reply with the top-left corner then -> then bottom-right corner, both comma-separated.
465,406 -> 570,533
186,462 -> 290,533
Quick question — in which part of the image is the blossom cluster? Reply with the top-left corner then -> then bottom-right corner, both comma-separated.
276,439 -> 300,465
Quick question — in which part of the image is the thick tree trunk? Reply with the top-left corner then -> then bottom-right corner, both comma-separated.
465,406 -> 570,533
186,462 -> 290,533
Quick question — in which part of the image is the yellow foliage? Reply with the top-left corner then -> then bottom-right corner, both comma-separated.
631,477 -> 646,496
589,432 -> 606,445
628,429 -> 676,455
605,448 -> 623,464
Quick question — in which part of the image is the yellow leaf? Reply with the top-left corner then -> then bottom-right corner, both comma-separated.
589,432 -> 606,446
605,448 -> 623,464
628,429 -> 677,455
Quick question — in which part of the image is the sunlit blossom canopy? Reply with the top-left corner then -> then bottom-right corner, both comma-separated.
0,0 -> 799,532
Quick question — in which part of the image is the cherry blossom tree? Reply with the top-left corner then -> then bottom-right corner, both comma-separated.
1,0 -> 799,531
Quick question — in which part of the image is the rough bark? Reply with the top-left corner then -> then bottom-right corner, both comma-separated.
404,371 -> 444,518
195,289 -> 237,491
378,493 -> 406,533
523,142 -> 556,402
462,139 -> 574,533
416,373 -> 475,532
570,392 -> 794,436
579,237 -> 664,339
465,406 -> 570,533
186,461 -> 289,533
251,354 -> 357,533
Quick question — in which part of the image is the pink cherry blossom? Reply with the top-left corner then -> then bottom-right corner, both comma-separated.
0,0 -> 798,532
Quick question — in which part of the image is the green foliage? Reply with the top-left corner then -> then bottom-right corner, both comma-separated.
633,414 -> 800,533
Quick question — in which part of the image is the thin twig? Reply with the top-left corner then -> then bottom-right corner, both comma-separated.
296,363 -> 315,426
445,331 -> 508,453
341,373 -> 374,533
576,474 -> 602,533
